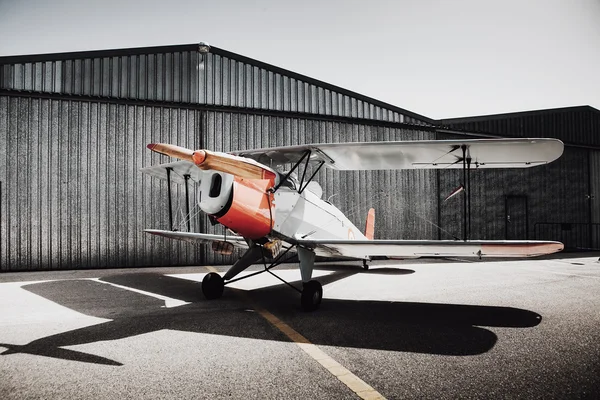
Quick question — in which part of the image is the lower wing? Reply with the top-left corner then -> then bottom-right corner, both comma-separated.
144,229 -> 248,249
144,230 -> 563,259
296,239 -> 564,259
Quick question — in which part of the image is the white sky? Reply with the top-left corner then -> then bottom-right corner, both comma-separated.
0,0 -> 598,119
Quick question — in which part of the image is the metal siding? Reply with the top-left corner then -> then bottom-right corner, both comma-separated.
590,151 -> 600,224
437,132 -> 590,244
1,49 -> 426,125
441,108 -> 600,148
0,96 -> 207,270
1,52 -> 201,104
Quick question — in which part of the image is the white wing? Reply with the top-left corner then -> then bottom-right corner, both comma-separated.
296,239 -> 564,258
144,229 -> 248,248
233,138 -> 564,170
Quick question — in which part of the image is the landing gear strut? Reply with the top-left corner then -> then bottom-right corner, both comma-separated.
362,259 -> 369,270
201,244 -> 325,311
202,272 -> 224,299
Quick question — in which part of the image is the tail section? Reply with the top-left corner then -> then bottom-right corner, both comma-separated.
365,208 -> 375,240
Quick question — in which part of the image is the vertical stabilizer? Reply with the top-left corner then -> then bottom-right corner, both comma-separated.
365,208 -> 375,240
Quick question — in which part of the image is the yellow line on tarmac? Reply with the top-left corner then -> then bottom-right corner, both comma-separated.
205,266 -> 385,400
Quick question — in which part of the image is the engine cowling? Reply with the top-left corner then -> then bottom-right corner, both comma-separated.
198,171 -> 275,239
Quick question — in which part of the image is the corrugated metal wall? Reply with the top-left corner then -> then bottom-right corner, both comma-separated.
200,53 -> 408,122
590,151 -> 600,224
437,131 -> 594,248
440,107 -> 600,147
0,52 -> 200,103
0,95 -> 205,270
0,48 -> 420,124
0,95 -> 436,270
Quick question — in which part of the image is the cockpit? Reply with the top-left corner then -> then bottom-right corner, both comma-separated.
277,171 -> 323,198
278,171 -> 300,190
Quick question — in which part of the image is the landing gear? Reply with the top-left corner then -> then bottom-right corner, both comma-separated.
362,259 -> 369,270
202,272 -> 224,299
301,280 -> 323,312
204,244 -> 325,311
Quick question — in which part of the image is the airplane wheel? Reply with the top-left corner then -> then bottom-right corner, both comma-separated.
362,260 -> 369,270
301,280 -> 323,312
202,272 -> 224,300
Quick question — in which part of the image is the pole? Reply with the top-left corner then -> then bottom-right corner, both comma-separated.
462,145 -> 467,241
467,155 -> 471,241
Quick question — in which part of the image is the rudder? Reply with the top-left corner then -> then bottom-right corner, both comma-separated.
365,208 -> 375,240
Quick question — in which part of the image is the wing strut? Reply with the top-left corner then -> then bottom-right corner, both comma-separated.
272,149 -> 325,194
166,167 -> 174,231
184,174 -> 191,232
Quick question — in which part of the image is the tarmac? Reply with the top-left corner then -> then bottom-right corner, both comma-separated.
1,254 -> 599,399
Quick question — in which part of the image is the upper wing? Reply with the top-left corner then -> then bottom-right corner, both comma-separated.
296,239 -> 564,258
232,138 -> 564,170
144,229 -> 248,248
140,160 -> 203,184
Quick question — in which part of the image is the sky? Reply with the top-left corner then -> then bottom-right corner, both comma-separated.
0,0 -> 598,119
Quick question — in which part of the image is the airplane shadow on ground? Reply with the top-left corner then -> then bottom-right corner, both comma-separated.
0,264 -> 542,366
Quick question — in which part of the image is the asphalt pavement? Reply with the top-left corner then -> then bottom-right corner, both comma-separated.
1,254 -> 599,399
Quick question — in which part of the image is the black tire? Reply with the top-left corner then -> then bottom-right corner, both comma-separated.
301,280 -> 323,312
202,272 -> 224,300
362,260 -> 369,270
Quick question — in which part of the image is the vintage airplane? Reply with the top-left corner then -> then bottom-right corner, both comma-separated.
141,138 -> 565,311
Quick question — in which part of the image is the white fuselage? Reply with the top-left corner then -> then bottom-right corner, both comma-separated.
272,186 -> 366,243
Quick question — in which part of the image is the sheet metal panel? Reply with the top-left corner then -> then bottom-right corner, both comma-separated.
439,107 -> 600,148
0,49 -> 428,125
0,52 -> 200,103
437,132 -> 590,243
197,52 -> 408,122
0,96 -> 205,270
590,151 -> 600,224
0,95 -> 435,270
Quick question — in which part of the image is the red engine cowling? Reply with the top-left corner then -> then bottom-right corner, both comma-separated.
215,177 -> 275,239
198,171 -> 275,240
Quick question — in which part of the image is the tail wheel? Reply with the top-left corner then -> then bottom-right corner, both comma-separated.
202,272 -> 224,300
301,280 -> 323,311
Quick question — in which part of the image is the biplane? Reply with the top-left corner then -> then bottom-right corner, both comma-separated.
142,138 -> 564,311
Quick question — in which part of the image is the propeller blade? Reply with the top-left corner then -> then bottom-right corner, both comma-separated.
147,143 -> 195,162
147,143 -> 277,181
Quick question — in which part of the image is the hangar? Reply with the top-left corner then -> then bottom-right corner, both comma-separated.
1,43 -> 599,271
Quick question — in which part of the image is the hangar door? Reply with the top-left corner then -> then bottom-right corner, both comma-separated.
505,195 -> 528,240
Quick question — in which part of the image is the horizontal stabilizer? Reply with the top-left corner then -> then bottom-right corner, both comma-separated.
144,229 -> 248,248
233,138 -> 564,170
295,239 -> 564,259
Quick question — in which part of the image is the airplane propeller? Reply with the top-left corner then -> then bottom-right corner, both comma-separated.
147,143 -> 276,181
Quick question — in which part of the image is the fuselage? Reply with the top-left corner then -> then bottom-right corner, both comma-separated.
196,169 -> 365,249
272,186 -> 365,241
